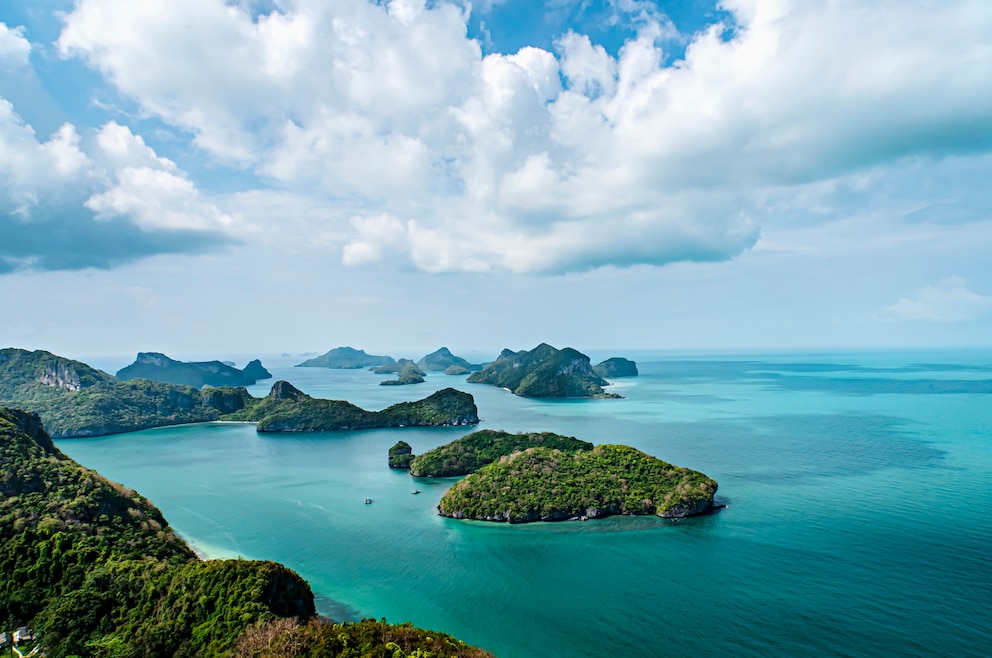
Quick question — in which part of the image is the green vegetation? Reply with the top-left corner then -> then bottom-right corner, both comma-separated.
444,365 -> 471,376
0,407 -> 314,656
235,617 -> 492,657
381,364 -> 427,386
1,407 -> 492,656
296,347 -> 394,369
409,430 -> 593,477
438,444 -> 717,523
242,359 -> 273,382
117,352 -> 265,387
593,357 -> 639,378
417,348 -> 479,373
388,441 -> 415,469
466,344 -> 620,398
228,382 -> 479,432
0,349 -> 478,437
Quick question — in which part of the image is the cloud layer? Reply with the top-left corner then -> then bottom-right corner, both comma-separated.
4,0 -> 992,275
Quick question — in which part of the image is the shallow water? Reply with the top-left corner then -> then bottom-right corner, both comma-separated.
59,350 -> 992,657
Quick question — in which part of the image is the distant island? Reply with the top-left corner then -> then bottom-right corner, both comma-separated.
0,349 -> 478,437
380,362 -> 427,386
117,351 -> 271,387
0,406 -> 492,656
296,347 -> 394,369
404,429 -> 594,477
372,358 -> 421,374
233,381 -> 476,431
593,357 -> 639,378
438,444 -> 718,523
467,343 -> 621,398
418,347 -> 481,373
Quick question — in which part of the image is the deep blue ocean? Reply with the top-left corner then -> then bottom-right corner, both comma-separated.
60,350 -> 992,657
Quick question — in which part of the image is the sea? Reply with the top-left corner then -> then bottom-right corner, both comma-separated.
58,349 -> 992,657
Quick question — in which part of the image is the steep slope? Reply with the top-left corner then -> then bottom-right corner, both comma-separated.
117,352 -> 261,387
467,343 -> 619,398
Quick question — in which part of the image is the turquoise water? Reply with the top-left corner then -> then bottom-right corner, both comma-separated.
59,351 -> 992,657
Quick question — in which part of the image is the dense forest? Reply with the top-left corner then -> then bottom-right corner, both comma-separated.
0,407 -> 491,657
408,429 -> 594,477
438,444 -> 718,523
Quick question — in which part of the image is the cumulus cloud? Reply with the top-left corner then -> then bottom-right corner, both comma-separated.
886,277 -> 992,323
0,93 -> 234,272
54,0 -> 992,274
0,23 -> 30,68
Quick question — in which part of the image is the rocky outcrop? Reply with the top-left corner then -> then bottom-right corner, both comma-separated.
593,357 -> 639,378
467,343 -> 620,398
268,380 -> 305,401
242,359 -> 272,381
388,441 -> 414,468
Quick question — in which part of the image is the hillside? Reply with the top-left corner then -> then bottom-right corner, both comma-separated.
438,444 -> 717,523
593,357 -> 639,378
466,343 -> 620,398
408,429 -> 594,477
0,407 -> 491,657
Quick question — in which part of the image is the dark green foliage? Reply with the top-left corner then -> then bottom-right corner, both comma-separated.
117,352 -> 258,387
235,617 -> 493,657
296,348 -> 394,369
241,384 -> 479,432
409,430 -> 593,477
0,407 -> 315,656
593,357 -> 639,378
388,441 -> 414,469
380,364 -> 427,386
466,344 -> 620,398
438,444 -> 717,523
416,348 -> 479,373
443,365 -> 470,376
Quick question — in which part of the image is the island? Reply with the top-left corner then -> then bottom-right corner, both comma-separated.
0,406 -> 492,657
296,346 -> 395,369
445,365 -> 471,375
116,351 -> 272,387
0,348 -> 479,437
372,358 -> 422,375
380,362 -> 427,386
389,440 -> 415,468
407,429 -> 593,477
438,444 -> 718,523
417,347 -> 480,372
593,357 -> 639,378
230,381 -> 479,432
242,357 -> 273,381
466,343 -> 620,398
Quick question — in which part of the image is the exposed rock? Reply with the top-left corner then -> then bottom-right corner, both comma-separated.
388,441 -> 415,469
268,380 -> 305,401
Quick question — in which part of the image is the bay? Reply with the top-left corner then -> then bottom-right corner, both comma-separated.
58,350 -> 992,657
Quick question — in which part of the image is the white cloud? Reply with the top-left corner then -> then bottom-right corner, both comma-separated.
55,0 -> 992,274
886,277 -> 992,323
0,22 -> 30,68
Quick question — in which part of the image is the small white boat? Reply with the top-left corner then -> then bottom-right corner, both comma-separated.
364,497 -> 373,504
411,489 -> 422,495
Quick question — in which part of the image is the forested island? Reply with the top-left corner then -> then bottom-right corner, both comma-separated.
0,407 -> 491,657
437,444 -> 718,523
467,344 -> 620,398
0,349 -> 478,437
417,347 -> 481,373
379,362 -> 427,386
117,351 -> 272,387
593,357 -> 639,378
296,347 -> 394,369
404,429 -> 594,477
229,381 -> 477,431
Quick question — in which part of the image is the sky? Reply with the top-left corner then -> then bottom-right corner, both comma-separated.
1,0 -> 991,360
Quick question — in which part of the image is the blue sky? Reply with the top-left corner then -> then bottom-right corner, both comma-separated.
1,0 -> 991,359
